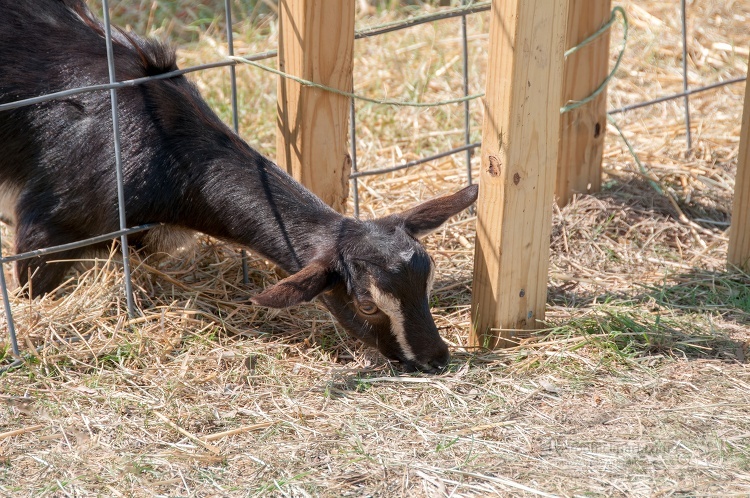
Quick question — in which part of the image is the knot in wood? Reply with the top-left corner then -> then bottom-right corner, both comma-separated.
487,155 -> 501,177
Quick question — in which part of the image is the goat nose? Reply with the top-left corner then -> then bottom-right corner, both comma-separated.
427,348 -> 450,372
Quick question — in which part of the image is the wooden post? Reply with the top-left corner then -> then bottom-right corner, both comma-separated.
556,0 -> 611,206
470,0 -> 569,348
728,63 -> 750,269
276,1 -> 354,213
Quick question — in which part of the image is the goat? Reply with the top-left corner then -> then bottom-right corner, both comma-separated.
0,0 -> 478,372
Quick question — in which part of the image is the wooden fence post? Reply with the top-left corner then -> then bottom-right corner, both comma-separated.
276,1 -> 354,213
470,0 -> 569,348
556,0 -> 611,206
728,61 -> 750,269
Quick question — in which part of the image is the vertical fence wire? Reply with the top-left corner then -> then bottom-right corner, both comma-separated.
681,0 -> 692,152
0,231 -> 18,357
350,99 -> 360,219
224,0 -> 250,284
461,0 -> 472,188
102,0 -> 135,318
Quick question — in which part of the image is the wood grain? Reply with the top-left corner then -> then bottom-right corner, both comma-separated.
470,0 -> 569,348
276,1 -> 354,213
728,59 -> 750,269
556,0 -> 611,206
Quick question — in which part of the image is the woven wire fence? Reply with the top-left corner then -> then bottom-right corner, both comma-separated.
0,0 -> 746,369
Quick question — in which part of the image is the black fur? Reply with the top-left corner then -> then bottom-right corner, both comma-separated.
0,0 -> 478,371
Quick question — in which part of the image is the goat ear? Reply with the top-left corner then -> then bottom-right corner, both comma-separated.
250,260 -> 336,308
396,184 -> 479,238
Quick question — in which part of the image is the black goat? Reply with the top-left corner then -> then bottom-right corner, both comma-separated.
0,0 -> 478,372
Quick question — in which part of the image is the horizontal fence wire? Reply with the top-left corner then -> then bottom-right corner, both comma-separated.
350,143 -> 482,179
0,3 -> 494,114
0,226 -> 158,370
0,53 -> 276,113
350,4 -> 745,180
608,76 -> 747,115
0,224 -> 158,264
354,1 -> 491,38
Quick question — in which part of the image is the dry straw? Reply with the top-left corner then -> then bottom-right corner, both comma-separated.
1,1 -> 750,496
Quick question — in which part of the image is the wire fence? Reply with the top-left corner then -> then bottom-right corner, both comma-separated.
0,1 -> 746,369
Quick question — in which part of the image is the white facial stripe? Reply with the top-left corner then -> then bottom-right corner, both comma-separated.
426,262 -> 435,299
368,283 -> 416,361
0,182 -> 20,225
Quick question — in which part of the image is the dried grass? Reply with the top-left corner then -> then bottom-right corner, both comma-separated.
2,1 -> 750,496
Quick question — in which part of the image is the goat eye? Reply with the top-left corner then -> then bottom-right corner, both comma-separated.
357,301 -> 379,315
